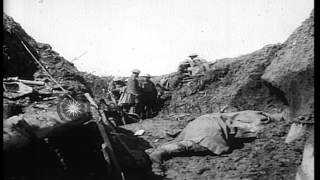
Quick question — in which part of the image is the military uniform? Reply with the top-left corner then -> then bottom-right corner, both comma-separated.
150,110 -> 272,163
118,69 -> 142,116
108,77 -> 126,100
140,74 -> 157,118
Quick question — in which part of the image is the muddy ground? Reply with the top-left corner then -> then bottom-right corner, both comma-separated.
122,111 -> 309,180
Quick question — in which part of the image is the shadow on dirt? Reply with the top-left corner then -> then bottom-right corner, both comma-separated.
161,137 -> 258,160
228,137 -> 257,152
4,122 -> 163,180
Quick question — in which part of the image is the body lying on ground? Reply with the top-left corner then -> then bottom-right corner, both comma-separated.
150,110 -> 273,163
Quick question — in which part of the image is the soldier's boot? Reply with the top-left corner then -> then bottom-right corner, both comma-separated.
149,149 -> 169,164
149,142 -> 188,164
149,105 -> 155,118
122,105 -> 130,113
140,106 -> 146,119
129,104 -> 142,120
145,106 -> 151,118
137,103 -> 145,120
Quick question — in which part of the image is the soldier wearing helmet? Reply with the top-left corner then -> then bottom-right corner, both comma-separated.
118,69 -> 142,117
188,53 -> 199,60
140,74 -> 158,118
108,76 -> 126,100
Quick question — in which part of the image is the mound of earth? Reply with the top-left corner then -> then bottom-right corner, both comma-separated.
158,11 -> 313,122
167,44 -> 286,114
3,14 -> 90,93
262,10 -> 314,122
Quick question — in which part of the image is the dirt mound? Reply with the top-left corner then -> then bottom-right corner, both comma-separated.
3,13 -> 93,149
3,13 -> 153,180
163,10 -> 313,122
3,13 -> 89,93
262,10 -> 314,122
166,44 -> 286,114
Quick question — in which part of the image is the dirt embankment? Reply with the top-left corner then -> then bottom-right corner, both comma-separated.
166,44 -> 286,114
159,11 -> 313,124
262,10 -> 314,122
3,13 -> 153,180
3,13 -> 90,93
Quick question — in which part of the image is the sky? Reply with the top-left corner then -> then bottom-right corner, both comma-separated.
3,0 -> 314,77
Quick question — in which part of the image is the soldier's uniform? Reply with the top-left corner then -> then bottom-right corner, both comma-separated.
108,77 -> 126,100
118,69 -> 142,116
150,110 -> 272,163
178,59 -> 192,75
140,74 -> 157,118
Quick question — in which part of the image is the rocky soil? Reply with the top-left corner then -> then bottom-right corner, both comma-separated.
3,9 -> 313,180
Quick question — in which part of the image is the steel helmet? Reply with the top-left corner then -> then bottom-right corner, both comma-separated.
188,53 -> 199,58
131,69 -> 141,74
113,76 -> 122,82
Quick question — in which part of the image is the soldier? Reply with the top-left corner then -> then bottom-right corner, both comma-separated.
140,74 -> 157,119
159,78 -> 170,91
189,57 -> 208,76
178,59 -> 192,76
149,110 -> 274,164
188,53 -> 199,60
186,54 -> 210,76
187,53 -> 199,75
108,76 -> 126,101
118,69 -> 142,117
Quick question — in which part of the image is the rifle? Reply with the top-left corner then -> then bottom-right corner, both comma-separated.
85,93 -> 141,180
84,93 -> 126,180
106,89 -> 127,125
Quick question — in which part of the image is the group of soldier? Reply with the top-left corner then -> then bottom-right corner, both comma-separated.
104,53 -> 208,120
107,69 -> 158,119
